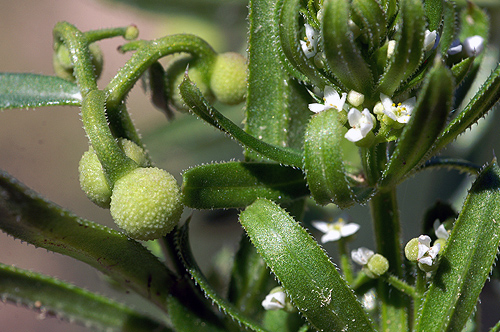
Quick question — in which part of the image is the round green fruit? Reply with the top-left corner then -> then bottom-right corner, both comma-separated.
110,167 -> 183,241
210,52 -> 247,105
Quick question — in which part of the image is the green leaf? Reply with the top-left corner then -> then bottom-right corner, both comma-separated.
0,73 -> 81,109
351,0 -> 387,53
432,62 -> 500,155
0,171 -> 176,309
416,161 -> 500,331
239,199 -> 376,331
246,0 -> 291,161
378,59 -> 454,189
176,218 -> 270,332
0,263 -> 170,332
424,0 -> 444,31
438,0 -> 458,56
322,0 -> 374,95
166,296 -> 225,332
179,76 -> 303,167
277,0 -> 336,89
182,162 -> 308,209
228,235 -> 277,324
303,109 -> 355,208
376,0 -> 426,96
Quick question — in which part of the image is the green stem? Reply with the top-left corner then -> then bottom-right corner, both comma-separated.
53,21 -> 98,97
370,189 -> 408,331
338,239 -> 354,285
84,25 -> 138,43
384,274 -> 417,298
81,90 -> 138,185
106,34 -> 217,110
413,266 -> 427,321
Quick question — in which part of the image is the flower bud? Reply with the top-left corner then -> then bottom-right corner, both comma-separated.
78,139 -> 149,208
78,147 -> 112,208
210,52 -> 247,105
404,237 -> 419,262
53,43 -> 103,82
366,254 -> 389,278
164,56 -> 214,112
110,167 -> 183,240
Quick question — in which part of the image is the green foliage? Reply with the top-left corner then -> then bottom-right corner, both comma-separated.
1,0 -> 500,331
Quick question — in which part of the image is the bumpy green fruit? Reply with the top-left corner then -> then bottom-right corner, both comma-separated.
210,52 -> 247,105
78,147 -> 112,208
78,139 -> 149,208
53,43 -> 103,82
110,167 -> 183,241
164,56 -> 214,112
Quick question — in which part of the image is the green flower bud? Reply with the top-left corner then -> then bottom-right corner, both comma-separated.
366,254 -> 389,278
210,52 -> 247,105
404,237 -> 420,262
164,56 -> 214,112
53,43 -> 103,82
110,167 -> 183,241
78,139 -> 149,208
78,146 -> 112,208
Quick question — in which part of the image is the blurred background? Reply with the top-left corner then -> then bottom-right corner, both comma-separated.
0,0 -> 499,331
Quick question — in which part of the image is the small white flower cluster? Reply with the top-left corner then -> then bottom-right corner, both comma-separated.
308,85 -> 416,143
448,35 -> 485,57
405,221 -> 450,272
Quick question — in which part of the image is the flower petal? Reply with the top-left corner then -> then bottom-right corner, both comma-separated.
340,223 -> 360,237
311,220 -> 331,233
308,103 -> 326,113
321,231 -> 342,243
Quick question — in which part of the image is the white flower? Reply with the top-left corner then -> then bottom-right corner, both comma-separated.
380,93 -> 416,124
351,247 -> 375,266
300,24 -> 319,59
433,220 -> 450,240
387,40 -> 397,58
312,217 -> 360,243
447,39 -> 463,55
262,289 -> 286,310
308,86 -> 347,113
417,235 -> 441,267
345,108 -> 374,142
463,35 -> 484,57
424,30 -> 438,52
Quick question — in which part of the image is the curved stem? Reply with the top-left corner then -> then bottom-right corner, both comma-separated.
81,90 -> 138,186
106,34 -> 217,109
53,21 -> 98,97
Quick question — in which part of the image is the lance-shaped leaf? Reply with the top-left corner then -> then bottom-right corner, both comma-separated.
424,0 -> 444,31
277,0 -> 336,89
351,0 -> 387,53
239,199 -> 375,331
182,162 -> 308,209
322,0 -> 374,96
378,59 -> 453,189
438,0 -> 458,56
431,62 -> 500,155
228,235 -> 277,323
304,109 -> 355,208
176,218 -> 270,332
0,263 -> 171,332
0,73 -> 81,109
179,76 -> 303,167
166,296 -> 226,332
376,0 -> 426,96
416,161 -> 500,331
0,171 -> 176,309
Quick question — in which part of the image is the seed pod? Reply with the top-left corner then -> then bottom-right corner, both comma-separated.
78,139 -> 149,208
164,56 -> 214,112
210,52 -> 247,105
110,167 -> 183,241
53,43 -> 103,82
